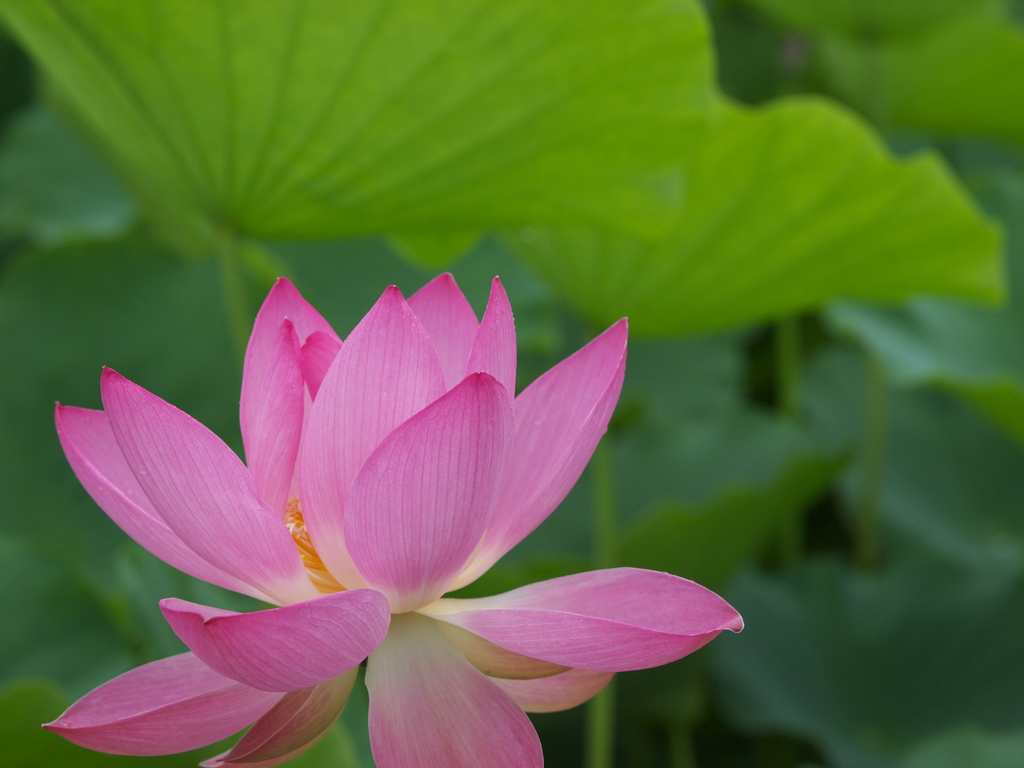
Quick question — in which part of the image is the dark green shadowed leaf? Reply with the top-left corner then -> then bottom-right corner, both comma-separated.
622,452 -> 843,591
0,535 -> 132,696
902,727 -> 1024,768
742,0 -> 1001,39
0,238 -> 236,584
0,106 -> 136,246
0,0 -> 713,244
505,97 -> 1002,337
714,559 -> 1024,768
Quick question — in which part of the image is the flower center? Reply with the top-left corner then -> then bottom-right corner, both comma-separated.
284,498 -> 345,594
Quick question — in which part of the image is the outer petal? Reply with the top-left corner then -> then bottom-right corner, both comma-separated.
240,319 -> 304,517
300,330 -> 342,399
300,286 -> 446,589
465,277 -> 516,398
365,613 -> 542,768
55,405 -> 273,603
492,669 -> 615,713
160,590 -> 390,692
345,373 -> 513,613
203,669 -> 357,766
460,320 -> 627,584
44,653 -> 281,756
408,273 -> 479,391
101,369 -> 319,605
422,568 -> 743,672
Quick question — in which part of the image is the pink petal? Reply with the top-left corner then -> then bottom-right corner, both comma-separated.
365,613 -> 542,768
100,368 -> 319,606
44,653 -> 281,756
249,278 -> 338,347
300,286 -> 446,589
204,670 -> 357,766
423,568 -> 743,672
408,273 -> 479,391
462,320 -> 628,584
55,405 -> 272,602
160,589 -> 390,692
492,669 -> 615,713
433,620 -> 568,680
240,319 -> 304,517
345,373 -> 513,613
300,330 -> 342,399
465,277 -> 516,398
240,280 -> 337,460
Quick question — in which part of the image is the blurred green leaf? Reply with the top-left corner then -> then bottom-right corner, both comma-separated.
803,346 -> 1024,575
505,97 -> 1002,337
714,559 -> 1024,768
902,727 -> 1024,768
0,238 -> 236,584
822,16 -> 1024,146
831,171 -> 1024,444
0,0 -> 713,246
0,105 -> 136,246
744,0 -> 1001,39
1,680 -> 132,768
389,229 -> 480,269
622,452 -> 843,591
0,534 -> 132,695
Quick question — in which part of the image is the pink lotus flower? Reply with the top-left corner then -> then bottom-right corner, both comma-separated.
47,275 -> 742,767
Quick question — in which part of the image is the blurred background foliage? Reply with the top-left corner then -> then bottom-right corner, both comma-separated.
1,1 -> 1022,766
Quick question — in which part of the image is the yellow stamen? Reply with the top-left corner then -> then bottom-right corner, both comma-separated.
284,498 -> 345,594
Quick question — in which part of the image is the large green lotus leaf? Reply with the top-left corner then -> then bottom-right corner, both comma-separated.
0,0 -> 713,245
505,97 -> 1002,337
0,105 -> 136,246
830,172 -> 1024,444
901,727 -> 1024,768
713,559 -> 1024,768
822,16 -> 1024,147
0,679 -> 368,768
743,0 -> 1001,39
802,345 -> 1024,574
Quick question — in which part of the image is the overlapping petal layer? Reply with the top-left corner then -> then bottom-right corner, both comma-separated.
55,404 -> 271,602
424,568 -> 743,671
366,614 -> 543,768
101,368 -> 319,606
242,278 -> 340,514
44,653 -> 281,755
202,670 -> 358,767
408,273 -> 479,391
461,320 -> 628,584
301,286 -> 446,589
492,669 -> 616,713
346,373 -> 513,612
160,590 -> 389,692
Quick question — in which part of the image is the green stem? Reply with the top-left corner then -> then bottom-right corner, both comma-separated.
217,226 -> 250,361
669,725 -> 698,768
585,439 -> 617,768
775,317 -> 802,563
856,353 -> 888,570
